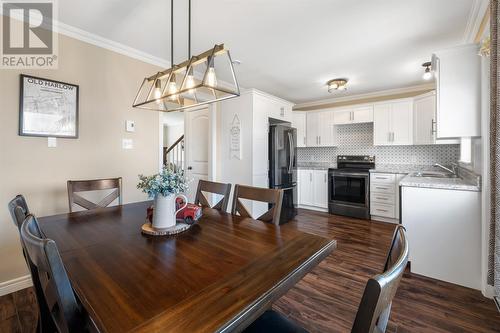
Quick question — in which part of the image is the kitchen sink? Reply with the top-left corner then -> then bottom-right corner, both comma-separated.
411,171 -> 458,178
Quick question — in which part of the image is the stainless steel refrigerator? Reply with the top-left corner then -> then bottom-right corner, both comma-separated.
268,123 -> 297,224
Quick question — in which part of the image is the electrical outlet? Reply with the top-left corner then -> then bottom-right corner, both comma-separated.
122,138 -> 133,149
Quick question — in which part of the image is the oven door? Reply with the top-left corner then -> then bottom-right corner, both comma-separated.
329,171 -> 369,207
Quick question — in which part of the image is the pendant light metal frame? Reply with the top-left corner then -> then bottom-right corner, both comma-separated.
132,0 -> 240,112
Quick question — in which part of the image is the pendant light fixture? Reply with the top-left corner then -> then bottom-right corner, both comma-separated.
133,0 -> 240,112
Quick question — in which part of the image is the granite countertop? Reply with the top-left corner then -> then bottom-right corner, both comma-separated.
297,163 -> 335,170
399,174 -> 481,192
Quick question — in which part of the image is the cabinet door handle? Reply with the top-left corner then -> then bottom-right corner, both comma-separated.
375,176 -> 388,180
431,119 -> 436,134
319,136 -> 321,145
375,186 -> 388,190
310,173 -> 312,182
376,197 -> 388,200
376,208 -> 389,213
388,132 -> 391,142
324,173 -> 327,182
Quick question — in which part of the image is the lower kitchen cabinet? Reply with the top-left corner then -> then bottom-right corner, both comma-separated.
298,169 -> 328,210
401,186 -> 481,290
370,172 -> 405,223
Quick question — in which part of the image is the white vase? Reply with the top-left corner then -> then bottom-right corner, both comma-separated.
152,193 -> 188,229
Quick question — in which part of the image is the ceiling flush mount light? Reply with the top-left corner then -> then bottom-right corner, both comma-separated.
133,0 -> 240,112
327,78 -> 348,93
422,61 -> 433,80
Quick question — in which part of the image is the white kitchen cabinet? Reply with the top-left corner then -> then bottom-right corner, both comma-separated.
413,91 -> 460,146
432,44 -> 481,138
306,111 -> 335,147
413,91 -> 436,145
313,170 -> 328,209
333,106 -> 373,125
370,172 -> 405,223
298,169 -> 314,206
401,186 -> 481,290
292,112 -> 307,147
373,99 -> 413,146
298,169 -> 328,210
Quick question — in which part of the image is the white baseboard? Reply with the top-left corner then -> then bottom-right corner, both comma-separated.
370,215 -> 400,224
0,275 -> 33,297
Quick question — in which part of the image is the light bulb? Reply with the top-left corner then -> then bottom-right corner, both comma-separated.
167,74 -> 178,101
185,72 -> 196,94
153,80 -> 162,100
423,69 -> 433,80
206,67 -> 217,87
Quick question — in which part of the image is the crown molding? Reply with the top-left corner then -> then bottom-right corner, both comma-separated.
293,83 -> 435,110
56,21 -> 170,68
463,0 -> 490,43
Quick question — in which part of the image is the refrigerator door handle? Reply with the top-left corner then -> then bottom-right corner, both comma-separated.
287,131 -> 294,173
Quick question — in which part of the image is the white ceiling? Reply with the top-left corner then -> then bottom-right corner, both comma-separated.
59,0 -> 484,104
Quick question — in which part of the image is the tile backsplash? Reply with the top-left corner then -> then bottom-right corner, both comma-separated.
297,123 -> 460,166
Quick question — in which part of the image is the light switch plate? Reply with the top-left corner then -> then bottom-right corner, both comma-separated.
126,120 -> 135,132
122,138 -> 133,150
48,137 -> 57,148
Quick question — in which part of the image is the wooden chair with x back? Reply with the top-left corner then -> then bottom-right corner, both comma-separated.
194,180 -> 232,211
67,178 -> 122,212
231,184 -> 284,225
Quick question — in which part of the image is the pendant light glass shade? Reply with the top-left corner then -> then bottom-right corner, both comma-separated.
133,44 -> 240,112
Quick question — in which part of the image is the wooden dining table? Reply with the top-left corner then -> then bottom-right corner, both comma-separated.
38,201 -> 336,333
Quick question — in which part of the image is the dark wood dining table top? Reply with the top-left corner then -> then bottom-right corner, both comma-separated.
38,201 -> 336,333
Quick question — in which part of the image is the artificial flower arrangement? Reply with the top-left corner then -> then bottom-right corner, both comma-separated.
137,166 -> 188,198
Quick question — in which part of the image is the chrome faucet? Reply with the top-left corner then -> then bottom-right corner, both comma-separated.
433,163 -> 458,175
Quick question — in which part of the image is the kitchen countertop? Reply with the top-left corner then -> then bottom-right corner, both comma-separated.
297,163 -> 481,192
399,175 -> 481,192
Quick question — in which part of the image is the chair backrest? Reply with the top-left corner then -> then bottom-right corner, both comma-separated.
8,194 -> 30,228
67,177 -> 122,212
231,184 -> 284,225
351,225 -> 409,333
194,180 -> 232,211
8,196 -> 58,332
21,215 -> 87,333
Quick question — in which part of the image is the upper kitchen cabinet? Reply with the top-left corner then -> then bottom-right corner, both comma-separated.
333,105 -> 373,125
413,91 -> 459,145
432,44 -> 481,138
291,112 -> 307,147
374,99 -> 413,146
413,91 -> 436,145
306,111 -> 336,147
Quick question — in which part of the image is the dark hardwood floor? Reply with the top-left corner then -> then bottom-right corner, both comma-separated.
1,208 -> 499,332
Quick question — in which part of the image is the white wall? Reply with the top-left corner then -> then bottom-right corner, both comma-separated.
164,124 -> 184,147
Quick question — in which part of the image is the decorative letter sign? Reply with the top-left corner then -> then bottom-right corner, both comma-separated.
230,114 -> 241,160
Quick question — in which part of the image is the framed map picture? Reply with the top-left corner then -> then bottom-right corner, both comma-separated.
19,75 -> 79,138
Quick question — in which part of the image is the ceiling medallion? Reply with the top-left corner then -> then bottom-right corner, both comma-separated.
327,78 -> 348,93
133,0 -> 240,112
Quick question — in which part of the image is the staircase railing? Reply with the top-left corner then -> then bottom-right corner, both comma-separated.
163,135 -> 184,171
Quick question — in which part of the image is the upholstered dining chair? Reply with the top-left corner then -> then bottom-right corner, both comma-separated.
194,180 -> 232,211
8,195 -> 57,333
244,225 -> 409,333
20,215 -> 96,333
67,177 -> 122,212
231,184 -> 284,225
